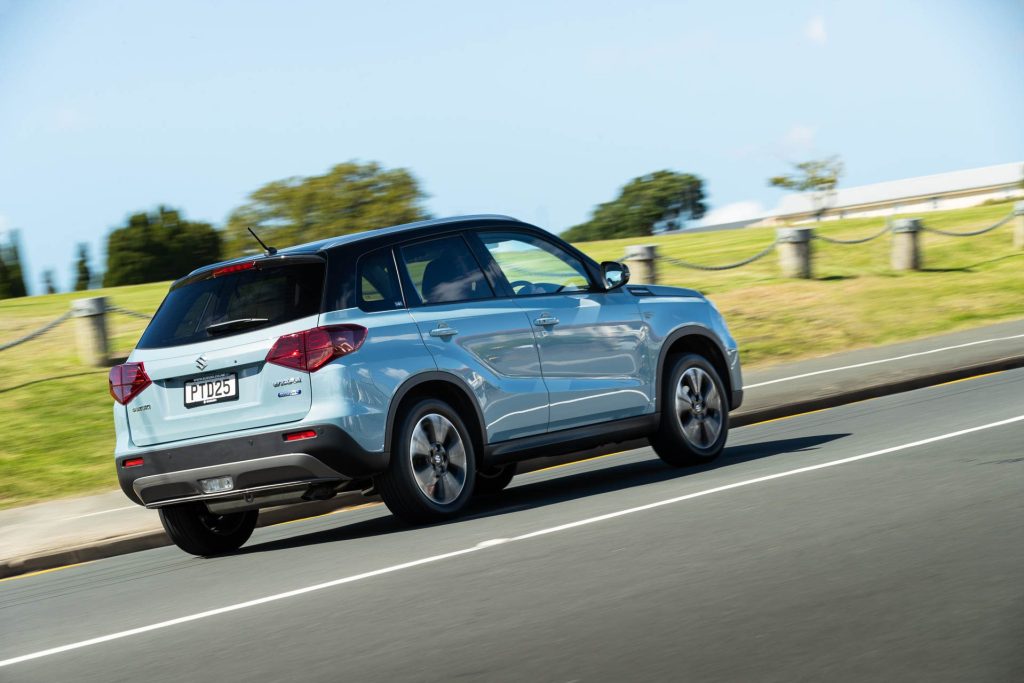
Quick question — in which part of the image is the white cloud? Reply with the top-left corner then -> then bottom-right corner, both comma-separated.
805,16 -> 827,46
696,200 -> 766,226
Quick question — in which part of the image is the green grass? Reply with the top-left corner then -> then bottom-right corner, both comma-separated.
0,282 -> 170,509
574,201 -> 1024,364
0,200 -> 1021,509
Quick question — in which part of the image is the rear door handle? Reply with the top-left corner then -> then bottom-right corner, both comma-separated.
534,315 -> 560,327
429,324 -> 459,338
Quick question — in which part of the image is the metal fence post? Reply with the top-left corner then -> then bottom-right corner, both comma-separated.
1014,201 -> 1024,250
624,245 -> 658,284
775,228 -> 813,278
71,297 -> 109,367
891,218 -> 922,271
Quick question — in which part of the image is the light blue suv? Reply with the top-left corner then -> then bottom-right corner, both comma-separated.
110,215 -> 743,555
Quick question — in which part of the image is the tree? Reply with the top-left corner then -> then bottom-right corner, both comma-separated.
0,231 -> 28,299
768,155 -> 844,221
42,270 -> 58,294
561,171 -> 706,242
224,161 -> 430,256
74,243 -> 93,291
104,207 -> 222,287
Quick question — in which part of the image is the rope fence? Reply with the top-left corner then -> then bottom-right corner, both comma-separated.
656,239 -> 779,271
0,204 -> 1020,355
622,204 -> 1022,279
0,311 -> 73,352
0,302 -> 152,354
919,211 -> 1016,237
811,223 -> 892,245
106,304 -> 153,320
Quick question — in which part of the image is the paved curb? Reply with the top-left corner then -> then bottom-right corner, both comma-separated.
0,492 -> 372,579
3,353 -> 1022,580
730,353 -> 1024,427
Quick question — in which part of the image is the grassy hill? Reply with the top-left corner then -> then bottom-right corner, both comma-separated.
0,200 -> 1021,508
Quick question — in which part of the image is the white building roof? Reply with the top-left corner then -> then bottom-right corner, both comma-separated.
771,161 -> 1023,217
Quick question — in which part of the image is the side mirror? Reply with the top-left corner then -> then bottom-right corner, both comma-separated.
600,261 -> 630,290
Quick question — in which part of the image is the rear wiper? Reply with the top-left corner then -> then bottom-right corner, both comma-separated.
206,318 -> 269,335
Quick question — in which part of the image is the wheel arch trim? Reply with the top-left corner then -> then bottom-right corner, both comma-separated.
655,325 -> 736,411
384,371 -> 488,456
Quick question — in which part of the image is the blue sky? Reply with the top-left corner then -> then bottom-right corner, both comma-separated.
1,0 -> 1021,294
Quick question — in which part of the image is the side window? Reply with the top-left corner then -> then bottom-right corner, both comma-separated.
479,232 -> 591,296
398,235 -> 494,305
357,248 -> 404,312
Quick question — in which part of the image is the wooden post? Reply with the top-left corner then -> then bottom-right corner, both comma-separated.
624,245 -> 658,284
1013,201 -> 1024,250
71,297 -> 109,367
891,218 -> 922,271
776,228 -> 812,278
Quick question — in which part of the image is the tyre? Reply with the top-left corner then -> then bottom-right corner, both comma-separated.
158,503 -> 258,556
377,398 -> 477,524
650,353 -> 729,467
474,462 -> 517,496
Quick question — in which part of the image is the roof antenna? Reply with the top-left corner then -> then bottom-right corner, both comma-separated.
247,227 -> 277,255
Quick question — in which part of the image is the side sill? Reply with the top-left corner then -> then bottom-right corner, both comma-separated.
483,413 -> 659,467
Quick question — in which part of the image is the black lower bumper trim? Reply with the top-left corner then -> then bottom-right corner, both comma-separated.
118,424 -> 387,505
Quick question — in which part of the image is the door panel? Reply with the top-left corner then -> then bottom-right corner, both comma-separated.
517,291 -> 652,431
409,301 -> 549,442
471,229 -> 652,432
396,233 -> 549,443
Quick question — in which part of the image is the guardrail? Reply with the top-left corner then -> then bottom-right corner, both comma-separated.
624,201 -> 1024,282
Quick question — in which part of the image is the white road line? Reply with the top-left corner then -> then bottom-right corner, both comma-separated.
745,333 -> 1024,389
3,413 -> 1023,669
66,506 -> 136,520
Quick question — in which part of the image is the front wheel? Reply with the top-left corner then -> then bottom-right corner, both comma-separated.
158,504 -> 258,557
650,353 -> 729,467
377,398 -> 477,524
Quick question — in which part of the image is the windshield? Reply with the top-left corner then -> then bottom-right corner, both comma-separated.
137,261 -> 325,349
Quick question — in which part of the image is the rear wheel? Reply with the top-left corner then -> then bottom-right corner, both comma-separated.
158,504 -> 258,556
377,398 -> 477,524
474,462 -> 517,496
650,353 -> 729,467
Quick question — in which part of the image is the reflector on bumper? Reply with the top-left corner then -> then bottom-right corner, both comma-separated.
199,476 -> 234,494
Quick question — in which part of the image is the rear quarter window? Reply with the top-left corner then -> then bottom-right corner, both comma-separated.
137,261 -> 325,349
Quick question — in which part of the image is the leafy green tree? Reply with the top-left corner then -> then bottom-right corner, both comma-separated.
768,156 -> 844,220
74,243 -> 93,291
104,207 -> 222,286
224,161 -> 430,256
562,171 -> 706,242
0,231 -> 28,299
42,270 -> 58,294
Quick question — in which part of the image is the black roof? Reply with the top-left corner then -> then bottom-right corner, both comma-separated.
188,214 -> 527,277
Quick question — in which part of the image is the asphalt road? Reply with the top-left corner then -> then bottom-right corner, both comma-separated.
2,369 -> 1023,682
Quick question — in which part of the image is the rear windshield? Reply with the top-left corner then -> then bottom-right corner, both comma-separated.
137,261 -> 325,349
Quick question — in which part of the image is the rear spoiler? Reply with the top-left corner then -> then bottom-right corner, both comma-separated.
171,253 -> 326,291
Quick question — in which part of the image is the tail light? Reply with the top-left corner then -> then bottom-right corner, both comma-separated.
266,325 -> 367,372
109,362 -> 152,405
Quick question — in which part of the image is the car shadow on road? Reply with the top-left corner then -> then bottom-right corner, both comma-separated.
240,432 -> 850,555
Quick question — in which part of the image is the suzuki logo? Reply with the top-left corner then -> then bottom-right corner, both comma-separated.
195,354 -> 208,371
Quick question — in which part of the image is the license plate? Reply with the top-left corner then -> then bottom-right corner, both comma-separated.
184,373 -> 238,408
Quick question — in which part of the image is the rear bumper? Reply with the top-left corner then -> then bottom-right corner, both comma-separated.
117,424 -> 387,508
